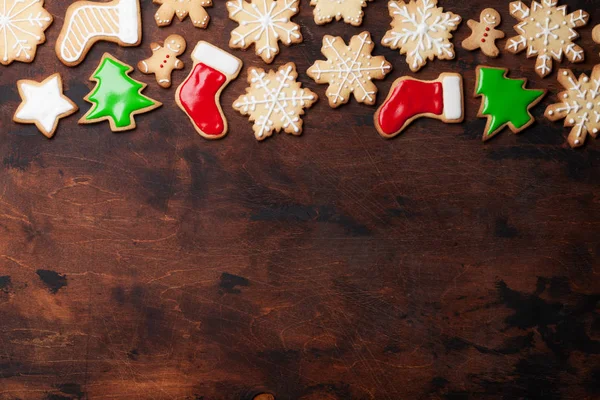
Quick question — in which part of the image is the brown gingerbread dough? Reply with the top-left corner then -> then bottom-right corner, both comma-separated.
462,8 -> 505,58
138,34 -> 186,89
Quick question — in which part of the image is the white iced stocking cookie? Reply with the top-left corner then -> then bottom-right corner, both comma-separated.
153,0 -> 212,29
382,0 -> 461,72
226,0 -> 302,64
0,0 -> 53,65
55,0 -> 142,67
13,74 -> 78,138
307,32 -> 392,108
233,63 -> 318,141
138,35 -> 186,89
505,0 -> 588,78
310,0 -> 372,26
462,8 -> 505,58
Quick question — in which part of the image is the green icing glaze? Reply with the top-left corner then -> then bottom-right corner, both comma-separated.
85,57 -> 157,128
476,67 -> 545,136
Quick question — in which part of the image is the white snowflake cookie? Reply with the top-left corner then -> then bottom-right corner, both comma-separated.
310,0 -> 372,26
226,0 -> 302,64
307,32 -> 392,108
506,0 -> 588,78
233,63 -> 318,141
545,68 -> 600,148
0,0 -> 53,65
381,0 -> 461,72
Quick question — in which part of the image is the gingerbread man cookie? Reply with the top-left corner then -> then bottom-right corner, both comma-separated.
138,34 -> 186,88
154,0 -> 212,28
462,8 -> 505,58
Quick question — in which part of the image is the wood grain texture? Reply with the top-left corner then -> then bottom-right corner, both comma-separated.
0,0 -> 599,399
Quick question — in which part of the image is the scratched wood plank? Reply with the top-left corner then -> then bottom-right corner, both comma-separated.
0,0 -> 599,399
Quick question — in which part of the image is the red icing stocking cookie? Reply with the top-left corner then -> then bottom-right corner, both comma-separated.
374,73 -> 464,138
175,41 -> 242,139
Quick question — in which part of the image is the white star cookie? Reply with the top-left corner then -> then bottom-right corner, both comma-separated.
307,32 -> 392,108
310,0 -> 372,26
382,0 -> 461,72
13,73 -> 78,138
226,0 -> 302,64
0,0 -> 53,65
505,0 -> 588,78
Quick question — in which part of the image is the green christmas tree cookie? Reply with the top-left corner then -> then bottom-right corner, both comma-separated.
80,53 -> 162,132
475,66 -> 546,141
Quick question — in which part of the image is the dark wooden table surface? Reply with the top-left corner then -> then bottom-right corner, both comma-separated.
1,0 -> 599,399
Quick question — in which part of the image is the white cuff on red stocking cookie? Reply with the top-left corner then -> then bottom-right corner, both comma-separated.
374,73 -> 464,139
175,41 -> 242,140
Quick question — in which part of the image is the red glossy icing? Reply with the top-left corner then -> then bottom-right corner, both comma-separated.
378,79 -> 443,136
179,63 -> 226,136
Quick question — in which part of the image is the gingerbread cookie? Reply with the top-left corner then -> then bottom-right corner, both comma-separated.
233,63 -> 318,141
80,53 -> 162,132
56,0 -> 141,67
475,66 -> 546,141
593,25 -> 600,50
462,8 -> 505,58
374,73 -> 463,139
0,0 -> 53,65
505,0 -> 588,78
138,35 -> 186,89
13,74 -> 78,139
307,32 -> 391,108
545,68 -> 600,148
310,0 -> 372,26
226,0 -> 302,64
176,41 -> 242,140
382,0 -> 461,72
154,0 -> 212,28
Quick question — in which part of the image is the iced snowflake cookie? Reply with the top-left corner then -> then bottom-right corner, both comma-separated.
382,0 -> 461,72
462,8 -> 505,58
374,73 -> 463,139
475,66 -> 546,141
307,32 -> 392,108
505,0 -> 588,78
176,41 -> 242,139
81,54 -> 162,132
56,0 -> 141,67
0,0 -> 53,65
233,63 -> 318,141
226,0 -> 301,64
545,68 -> 600,148
310,0 -> 372,26
13,74 -> 78,138
138,35 -> 186,89
153,0 -> 212,28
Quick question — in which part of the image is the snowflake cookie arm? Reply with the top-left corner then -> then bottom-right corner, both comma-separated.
307,32 -> 392,108
226,0 -> 301,64
545,67 -> 600,148
310,0 -> 371,26
381,0 -> 461,72
233,63 -> 317,141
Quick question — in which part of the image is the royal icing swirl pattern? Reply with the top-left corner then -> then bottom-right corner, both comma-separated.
505,0 -> 588,78
381,0 -> 461,72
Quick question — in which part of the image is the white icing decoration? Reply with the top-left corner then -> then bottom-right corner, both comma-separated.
192,41 -> 241,76
59,0 -> 140,63
382,0 -> 460,71
15,74 -> 76,134
442,74 -> 462,120
0,0 -> 52,63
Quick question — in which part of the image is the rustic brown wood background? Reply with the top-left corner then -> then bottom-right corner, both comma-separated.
1,0 -> 599,399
